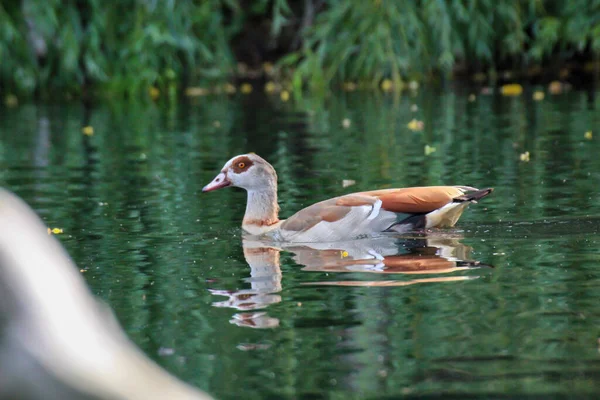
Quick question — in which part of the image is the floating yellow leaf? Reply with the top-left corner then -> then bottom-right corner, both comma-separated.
240,83 -> 253,94
380,79 -> 393,92
185,87 -> 209,96
341,251 -> 349,258
424,145 -> 436,156
280,90 -> 290,102
343,82 -> 357,91
263,62 -> 274,75
82,126 -> 94,136
533,91 -> 545,101
407,119 -> 424,131
148,86 -> 160,100
520,151 -> 530,162
500,84 -> 523,96
264,81 -> 276,93
342,118 -> 351,128
224,83 -> 236,94
4,94 -> 18,108
468,94 -> 476,102
548,81 -> 565,94
48,227 -> 63,235
585,131 -> 593,140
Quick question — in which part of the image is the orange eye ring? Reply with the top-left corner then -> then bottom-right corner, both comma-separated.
238,162 -> 246,169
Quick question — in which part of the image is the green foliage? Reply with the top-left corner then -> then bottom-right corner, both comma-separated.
1,0 -> 600,96
292,0 -> 600,89
529,0 -> 600,58
0,0 -> 235,97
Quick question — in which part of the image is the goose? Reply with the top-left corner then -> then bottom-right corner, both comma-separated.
203,154 -> 492,242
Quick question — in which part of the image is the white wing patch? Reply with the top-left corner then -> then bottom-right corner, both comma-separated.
367,249 -> 385,260
277,200 -> 397,242
367,199 -> 382,220
425,202 -> 470,228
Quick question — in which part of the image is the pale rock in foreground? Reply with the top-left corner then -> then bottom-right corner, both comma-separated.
0,189 -> 211,400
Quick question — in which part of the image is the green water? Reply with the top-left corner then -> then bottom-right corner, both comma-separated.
1,89 -> 600,399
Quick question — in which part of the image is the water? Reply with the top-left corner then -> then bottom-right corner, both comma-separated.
1,89 -> 600,398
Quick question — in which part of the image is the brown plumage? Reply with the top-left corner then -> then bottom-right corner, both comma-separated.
279,187 -> 493,235
362,187 -> 465,213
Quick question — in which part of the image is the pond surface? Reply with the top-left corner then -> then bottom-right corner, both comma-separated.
1,88 -> 600,398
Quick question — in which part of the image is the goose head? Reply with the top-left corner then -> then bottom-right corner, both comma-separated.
202,153 -> 277,193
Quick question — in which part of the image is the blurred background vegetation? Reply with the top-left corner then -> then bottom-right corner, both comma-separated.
1,0 -> 600,99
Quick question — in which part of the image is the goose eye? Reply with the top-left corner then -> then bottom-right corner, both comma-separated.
237,162 -> 246,169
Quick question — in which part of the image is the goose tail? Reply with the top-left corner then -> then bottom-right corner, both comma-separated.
453,187 -> 494,204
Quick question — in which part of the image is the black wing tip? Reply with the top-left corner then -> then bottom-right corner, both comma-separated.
454,187 -> 494,203
456,260 -> 495,269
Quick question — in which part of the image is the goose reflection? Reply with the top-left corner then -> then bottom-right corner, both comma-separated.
209,245 -> 282,329
209,234 -> 491,328
291,235 -> 490,283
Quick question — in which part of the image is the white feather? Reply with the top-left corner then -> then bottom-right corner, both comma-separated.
367,249 -> 385,261
280,206 -> 397,242
425,202 -> 470,228
367,199 -> 382,220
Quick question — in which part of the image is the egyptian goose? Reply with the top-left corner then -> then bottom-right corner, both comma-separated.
202,154 -> 493,242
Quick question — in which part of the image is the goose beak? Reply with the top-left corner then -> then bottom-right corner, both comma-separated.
202,172 -> 231,192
